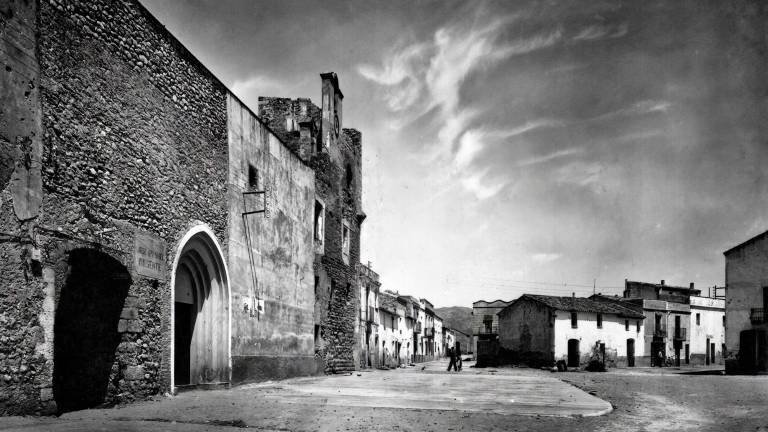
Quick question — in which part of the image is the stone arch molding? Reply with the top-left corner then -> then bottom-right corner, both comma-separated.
170,224 -> 231,389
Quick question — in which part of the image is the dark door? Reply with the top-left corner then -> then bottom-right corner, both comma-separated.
568,339 -> 580,367
651,341 -> 665,367
675,346 -> 681,366
711,342 -> 716,365
174,302 -> 192,385
685,344 -> 690,364
627,339 -> 635,367
705,338 -> 711,365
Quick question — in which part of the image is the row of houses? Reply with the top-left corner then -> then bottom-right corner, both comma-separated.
472,280 -> 725,368
356,266 -> 468,369
469,225 -> 768,374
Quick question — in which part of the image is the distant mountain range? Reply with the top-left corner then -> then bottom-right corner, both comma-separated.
435,306 -> 472,336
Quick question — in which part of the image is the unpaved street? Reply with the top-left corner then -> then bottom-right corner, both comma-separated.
1,361 -> 767,431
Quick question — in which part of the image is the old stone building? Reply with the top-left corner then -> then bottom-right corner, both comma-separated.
471,299 -> 511,362
0,0 -> 363,415
257,73 -> 365,375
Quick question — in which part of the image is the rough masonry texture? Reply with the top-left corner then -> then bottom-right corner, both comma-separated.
259,73 -> 365,374
0,0 -> 364,416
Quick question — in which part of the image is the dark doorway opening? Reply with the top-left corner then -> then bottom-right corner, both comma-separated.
53,249 -> 131,414
651,341 -> 665,367
627,339 -> 635,367
706,338 -> 711,365
685,343 -> 690,364
568,339 -> 580,367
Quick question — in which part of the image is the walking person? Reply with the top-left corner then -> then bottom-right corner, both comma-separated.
446,346 -> 456,372
456,344 -> 462,371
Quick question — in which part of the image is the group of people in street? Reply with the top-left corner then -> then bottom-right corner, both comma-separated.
446,346 -> 463,372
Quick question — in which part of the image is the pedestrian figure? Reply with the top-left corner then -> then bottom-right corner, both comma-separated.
446,347 -> 457,372
657,350 -> 664,367
456,345 -> 462,371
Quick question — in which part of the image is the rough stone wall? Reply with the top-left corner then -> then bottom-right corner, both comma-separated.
0,0 -> 49,415
227,94 -> 319,382
257,78 -> 364,375
0,0 -> 230,415
497,301 -> 553,365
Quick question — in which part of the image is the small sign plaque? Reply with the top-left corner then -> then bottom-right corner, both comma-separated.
134,231 -> 167,279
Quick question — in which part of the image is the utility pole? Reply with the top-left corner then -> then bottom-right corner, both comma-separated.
593,279 -> 596,296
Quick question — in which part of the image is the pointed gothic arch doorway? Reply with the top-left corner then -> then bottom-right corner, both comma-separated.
171,226 -> 230,389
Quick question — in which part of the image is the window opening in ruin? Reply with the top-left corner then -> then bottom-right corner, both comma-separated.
345,164 -> 353,190
314,200 -> 325,246
248,164 -> 258,190
342,222 -> 350,263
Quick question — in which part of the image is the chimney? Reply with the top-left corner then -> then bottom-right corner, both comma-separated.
690,282 -> 694,290
660,280 -> 665,286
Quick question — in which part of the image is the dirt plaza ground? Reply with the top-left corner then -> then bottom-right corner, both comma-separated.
1,359 -> 767,432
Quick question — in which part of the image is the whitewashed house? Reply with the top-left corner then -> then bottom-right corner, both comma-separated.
497,294 -> 646,368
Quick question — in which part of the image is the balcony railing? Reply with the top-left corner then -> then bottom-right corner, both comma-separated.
367,306 -> 375,323
476,324 -> 499,335
750,308 -> 766,324
653,323 -> 667,338
673,327 -> 687,340
414,322 -> 422,333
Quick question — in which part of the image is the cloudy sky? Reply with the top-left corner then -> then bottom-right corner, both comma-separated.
142,0 -> 767,307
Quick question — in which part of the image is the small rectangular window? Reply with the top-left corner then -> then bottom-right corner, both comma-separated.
314,201 -> 325,246
597,313 -> 603,329
637,320 -> 640,332
696,313 -> 700,326
625,320 -> 629,331
571,312 -> 578,328
342,222 -> 350,263
248,164 -> 258,190
722,315 -> 726,327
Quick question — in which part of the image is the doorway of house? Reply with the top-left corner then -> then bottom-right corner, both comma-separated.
651,341 -> 665,367
53,249 -> 131,413
627,339 -> 635,367
706,337 -> 711,365
568,339 -> 580,367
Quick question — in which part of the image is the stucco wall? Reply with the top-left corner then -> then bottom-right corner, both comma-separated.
689,298 -> 725,365
498,300 -> 553,363
553,311 -> 644,366
226,95 -> 317,382
724,236 -> 768,356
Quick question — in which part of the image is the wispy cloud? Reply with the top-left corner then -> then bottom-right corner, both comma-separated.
357,12 -> 564,199
572,22 -> 628,42
589,99 -> 671,122
517,147 -> 583,167
461,169 -> 508,200
531,253 -> 562,264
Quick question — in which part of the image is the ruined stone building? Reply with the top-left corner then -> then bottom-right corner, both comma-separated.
1,0 -> 364,415
257,74 -> 365,375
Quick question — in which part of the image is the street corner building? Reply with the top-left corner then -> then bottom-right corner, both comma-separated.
0,0 -> 365,415
495,295 -> 646,369
724,230 -> 768,374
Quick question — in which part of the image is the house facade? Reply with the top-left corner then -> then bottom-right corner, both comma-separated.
498,295 -> 646,368
619,280 -> 724,366
723,230 -> 768,373
471,300 -> 511,361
